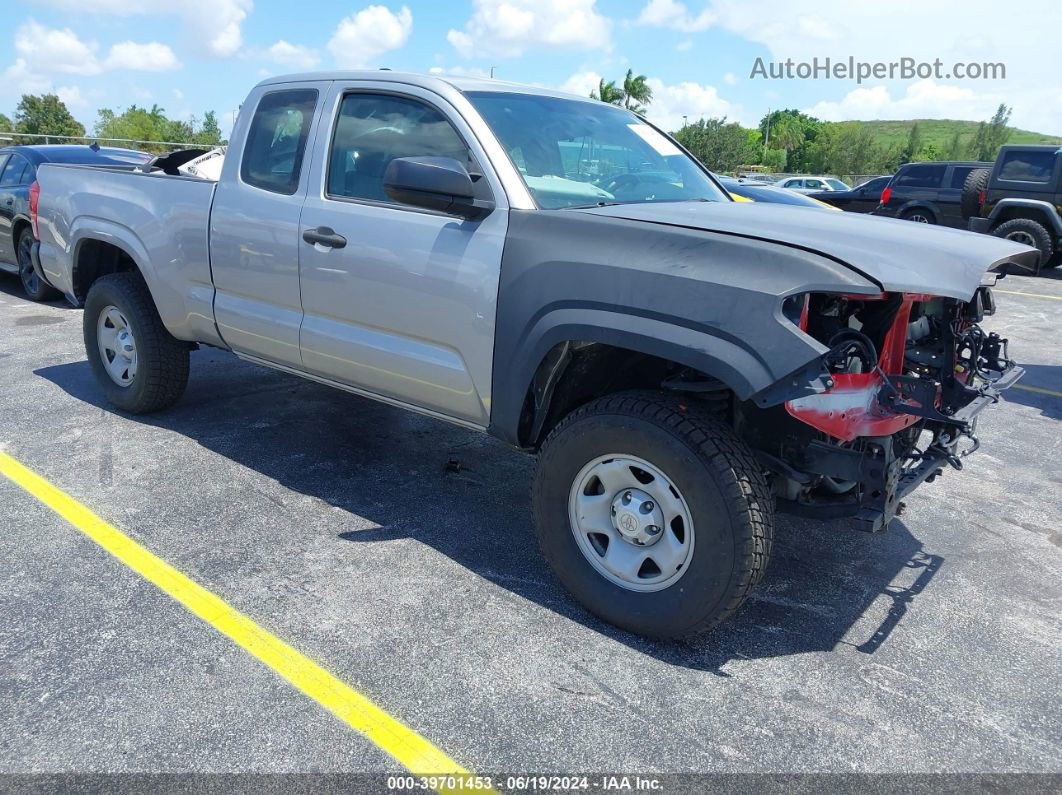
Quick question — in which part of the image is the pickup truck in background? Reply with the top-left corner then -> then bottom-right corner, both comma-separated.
32,71 -> 1036,639
961,144 -> 1062,273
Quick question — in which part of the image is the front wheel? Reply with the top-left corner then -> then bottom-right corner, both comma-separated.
532,392 -> 774,639
83,272 -> 190,413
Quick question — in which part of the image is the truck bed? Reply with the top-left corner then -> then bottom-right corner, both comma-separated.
35,163 -> 221,346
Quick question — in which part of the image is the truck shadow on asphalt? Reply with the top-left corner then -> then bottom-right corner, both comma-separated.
1005,363 -> 1062,420
37,350 -> 945,674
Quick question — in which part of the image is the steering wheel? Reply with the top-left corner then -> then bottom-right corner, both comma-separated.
597,172 -> 670,196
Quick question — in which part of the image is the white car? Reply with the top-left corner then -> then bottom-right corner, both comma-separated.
774,176 -> 851,194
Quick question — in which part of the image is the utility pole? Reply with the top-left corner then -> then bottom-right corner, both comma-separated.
490,66 -> 497,78
682,114 -> 688,129
763,108 -> 771,157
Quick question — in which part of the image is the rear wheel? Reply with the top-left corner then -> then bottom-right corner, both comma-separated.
532,392 -> 773,639
901,208 -> 935,224
992,217 -> 1054,273
17,228 -> 58,302
83,272 -> 190,413
960,167 -> 990,220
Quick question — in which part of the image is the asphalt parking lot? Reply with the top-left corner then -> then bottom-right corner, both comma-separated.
0,269 -> 1059,781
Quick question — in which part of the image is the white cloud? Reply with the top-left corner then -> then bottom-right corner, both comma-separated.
266,40 -> 320,69
676,40 -> 693,52
805,79 -> 997,123
559,71 -> 603,98
723,72 -> 737,85
3,19 -> 181,100
14,20 -> 102,75
643,77 -> 746,131
635,0 -> 714,32
104,41 -> 181,71
447,0 -> 611,58
55,85 -> 88,110
710,0 -> 1061,133
28,0 -> 251,58
327,5 -> 413,68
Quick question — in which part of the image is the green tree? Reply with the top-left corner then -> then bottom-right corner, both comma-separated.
900,122 -> 922,163
970,103 -> 1011,160
674,117 -> 757,172
760,147 -> 786,172
14,94 -> 85,141
944,130 -> 964,160
621,69 -> 652,115
590,78 -> 624,105
94,104 -> 224,153
759,109 -> 821,171
0,112 -> 12,132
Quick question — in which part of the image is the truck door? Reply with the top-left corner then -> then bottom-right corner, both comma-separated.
297,82 -> 508,427
209,83 -> 322,367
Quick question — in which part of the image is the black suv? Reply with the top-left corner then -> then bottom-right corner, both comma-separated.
0,144 -> 151,300
874,161 -> 991,228
963,145 -> 1062,273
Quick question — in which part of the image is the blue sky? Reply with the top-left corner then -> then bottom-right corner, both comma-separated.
3,1 -> 1059,139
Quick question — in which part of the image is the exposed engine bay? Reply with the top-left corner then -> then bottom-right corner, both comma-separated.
739,275 -> 1022,532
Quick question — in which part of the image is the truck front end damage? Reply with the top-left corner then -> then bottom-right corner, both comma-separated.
746,274 -> 1021,532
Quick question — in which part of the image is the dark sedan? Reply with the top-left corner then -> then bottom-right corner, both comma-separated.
807,176 -> 891,212
0,144 -> 151,300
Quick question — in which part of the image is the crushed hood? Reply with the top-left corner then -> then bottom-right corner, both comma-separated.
579,202 -> 1039,300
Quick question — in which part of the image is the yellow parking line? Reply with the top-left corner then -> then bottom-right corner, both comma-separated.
0,451 -> 484,793
1012,383 -> 1062,399
995,289 -> 1062,301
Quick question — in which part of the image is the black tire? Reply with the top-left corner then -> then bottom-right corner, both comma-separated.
532,391 -> 773,639
901,207 -> 936,224
991,217 -> 1054,273
16,228 -> 59,302
83,272 -> 190,413
961,167 -> 990,220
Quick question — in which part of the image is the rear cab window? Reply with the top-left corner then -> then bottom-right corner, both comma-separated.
241,89 -> 319,194
949,166 -> 978,189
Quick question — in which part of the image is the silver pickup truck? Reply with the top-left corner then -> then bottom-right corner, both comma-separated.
32,71 -> 1035,639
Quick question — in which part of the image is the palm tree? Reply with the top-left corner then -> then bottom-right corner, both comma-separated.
591,78 -> 624,105
621,69 -> 653,115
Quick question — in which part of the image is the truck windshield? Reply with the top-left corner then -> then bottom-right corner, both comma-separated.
467,91 -> 728,209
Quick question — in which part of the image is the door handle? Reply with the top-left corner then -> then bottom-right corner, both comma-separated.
302,226 -> 347,249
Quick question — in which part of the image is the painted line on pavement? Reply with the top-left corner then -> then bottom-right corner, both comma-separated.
0,451 -> 486,793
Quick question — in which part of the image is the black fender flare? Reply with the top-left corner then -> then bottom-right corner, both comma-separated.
488,306 -> 783,447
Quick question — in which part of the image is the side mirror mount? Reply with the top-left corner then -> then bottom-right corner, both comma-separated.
383,156 -> 493,219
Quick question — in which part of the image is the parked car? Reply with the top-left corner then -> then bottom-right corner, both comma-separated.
873,161 -> 991,228
807,176 -> 891,213
774,176 -> 850,194
717,176 -> 840,209
0,144 -> 152,300
962,145 -> 1062,273
33,71 -> 1034,639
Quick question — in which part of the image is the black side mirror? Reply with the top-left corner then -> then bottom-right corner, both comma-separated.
383,156 -> 492,219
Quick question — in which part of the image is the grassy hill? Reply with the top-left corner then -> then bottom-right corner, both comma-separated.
857,119 -> 1062,152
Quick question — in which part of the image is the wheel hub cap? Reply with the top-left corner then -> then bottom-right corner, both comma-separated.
568,455 -> 695,592
611,488 -> 665,546
97,305 -> 138,387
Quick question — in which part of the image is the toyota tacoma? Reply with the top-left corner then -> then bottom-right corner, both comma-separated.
31,72 -> 1035,639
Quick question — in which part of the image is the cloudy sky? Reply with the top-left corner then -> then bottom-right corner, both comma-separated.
3,0 -> 1059,137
